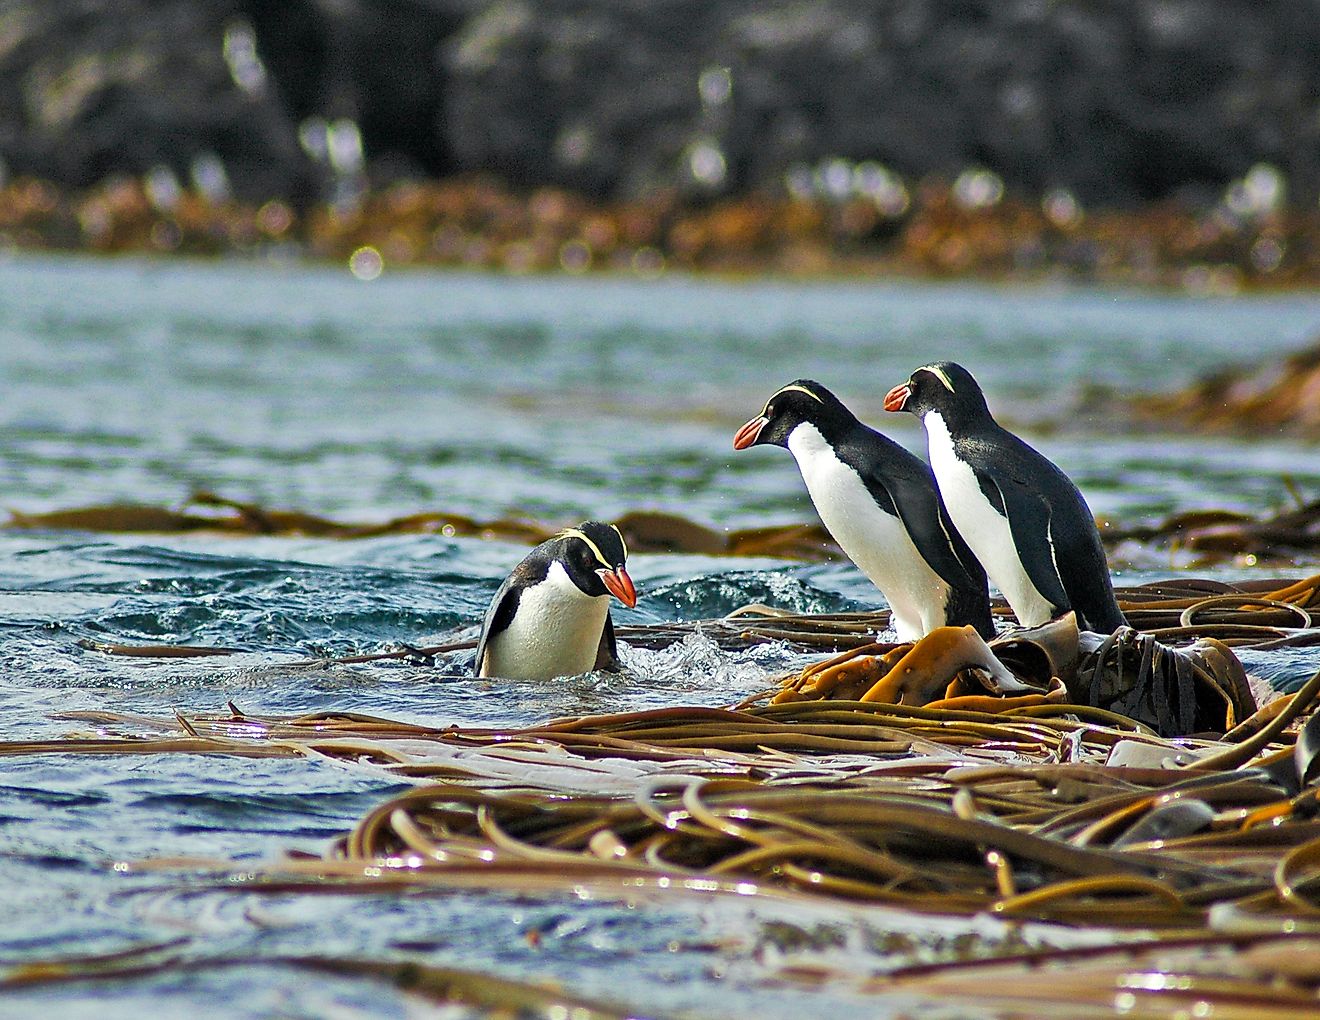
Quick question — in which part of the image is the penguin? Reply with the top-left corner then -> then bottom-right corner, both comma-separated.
475,522 -> 638,680
883,361 -> 1127,633
734,380 -> 995,641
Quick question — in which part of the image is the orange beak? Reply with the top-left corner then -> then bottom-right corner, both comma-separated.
733,415 -> 768,450
598,566 -> 638,608
883,383 -> 911,412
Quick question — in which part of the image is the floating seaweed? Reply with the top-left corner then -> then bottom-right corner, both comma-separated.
4,659 -> 1317,936
5,492 -> 842,561
0,941 -> 633,1019
1131,337 -> 1320,441
1108,498 -> 1320,564
15,490 -> 1320,566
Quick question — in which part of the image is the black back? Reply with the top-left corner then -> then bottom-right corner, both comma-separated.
752,379 -> 994,637
901,362 -> 1126,633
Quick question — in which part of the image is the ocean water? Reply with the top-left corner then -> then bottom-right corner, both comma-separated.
2,253 -> 1320,1017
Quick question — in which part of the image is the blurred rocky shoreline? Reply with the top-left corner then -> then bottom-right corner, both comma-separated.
6,170 -> 1320,290
2,1 -> 1320,287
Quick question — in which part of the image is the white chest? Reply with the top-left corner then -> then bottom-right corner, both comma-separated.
481,562 -> 611,680
786,423 -> 949,640
922,413 -> 1054,627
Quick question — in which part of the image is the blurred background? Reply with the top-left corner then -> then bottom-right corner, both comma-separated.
2,0 -> 1319,286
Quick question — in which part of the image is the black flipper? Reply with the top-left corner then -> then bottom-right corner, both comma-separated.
875,468 -> 996,638
593,612 -> 621,672
473,581 -> 520,677
987,470 -> 1072,616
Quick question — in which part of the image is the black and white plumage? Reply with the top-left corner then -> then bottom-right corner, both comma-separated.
884,361 -> 1126,633
475,522 -> 638,680
734,380 -> 994,641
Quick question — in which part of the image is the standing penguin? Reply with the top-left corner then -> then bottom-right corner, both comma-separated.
884,361 -> 1126,633
734,380 -> 994,641
475,522 -> 638,680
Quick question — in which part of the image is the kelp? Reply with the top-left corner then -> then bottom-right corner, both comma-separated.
9,676 -> 1320,1012
869,931 -> 1320,1018
1130,338 -> 1320,442
0,942 -> 632,1019
15,565 -> 1320,1012
14,933 -> 1319,1020
5,665 -> 1320,930
1107,499 -> 1320,563
5,492 -> 840,560
9,923 -> 1320,1019
766,612 -> 1258,736
15,489 -> 1320,564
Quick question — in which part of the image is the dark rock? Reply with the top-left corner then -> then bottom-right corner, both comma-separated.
0,0 -> 1318,208
0,1 -> 317,200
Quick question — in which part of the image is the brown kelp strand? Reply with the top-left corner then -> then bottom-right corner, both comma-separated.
4,495 -> 841,561
0,947 -> 633,1019
317,765 -> 1320,927
14,490 -> 1320,565
869,932 -> 1320,1018
1131,338 -> 1320,444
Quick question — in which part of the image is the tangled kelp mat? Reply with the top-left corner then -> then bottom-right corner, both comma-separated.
13,579 -> 1320,1014
7,664 -> 1320,924
9,670 -> 1320,1015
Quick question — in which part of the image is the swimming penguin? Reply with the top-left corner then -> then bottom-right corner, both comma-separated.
475,522 -> 638,680
734,380 -> 995,641
884,361 -> 1126,633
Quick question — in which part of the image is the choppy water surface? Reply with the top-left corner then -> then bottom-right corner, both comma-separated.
3,254 -> 1320,1017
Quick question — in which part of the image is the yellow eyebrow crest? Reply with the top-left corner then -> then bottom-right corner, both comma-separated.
764,383 -> 824,416
916,364 -> 955,393
558,527 -> 623,567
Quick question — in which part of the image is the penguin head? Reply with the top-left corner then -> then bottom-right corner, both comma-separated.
555,521 -> 637,607
733,380 -> 852,450
884,362 -> 990,427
